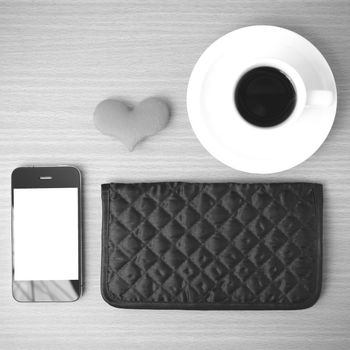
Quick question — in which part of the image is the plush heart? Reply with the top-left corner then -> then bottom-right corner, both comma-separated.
94,97 -> 170,151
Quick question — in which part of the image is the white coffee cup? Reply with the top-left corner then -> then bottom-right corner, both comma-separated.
231,58 -> 334,129
187,25 -> 337,174
201,51 -> 335,135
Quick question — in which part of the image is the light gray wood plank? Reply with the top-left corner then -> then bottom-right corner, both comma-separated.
0,0 -> 350,349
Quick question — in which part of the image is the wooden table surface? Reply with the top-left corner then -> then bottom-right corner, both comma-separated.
1,1 -> 350,349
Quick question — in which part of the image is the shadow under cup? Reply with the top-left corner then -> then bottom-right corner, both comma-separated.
234,66 -> 297,127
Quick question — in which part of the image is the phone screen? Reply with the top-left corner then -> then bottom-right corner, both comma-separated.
11,167 -> 81,302
13,188 -> 79,281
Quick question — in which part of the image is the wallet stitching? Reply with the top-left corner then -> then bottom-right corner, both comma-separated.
103,183 -> 321,308
106,183 -> 319,307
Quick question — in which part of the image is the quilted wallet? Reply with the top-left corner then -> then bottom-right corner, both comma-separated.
101,182 -> 322,310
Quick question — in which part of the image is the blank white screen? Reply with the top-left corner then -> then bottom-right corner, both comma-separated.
13,188 -> 79,281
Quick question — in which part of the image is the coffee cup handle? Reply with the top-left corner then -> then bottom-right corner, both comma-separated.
306,90 -> 334,107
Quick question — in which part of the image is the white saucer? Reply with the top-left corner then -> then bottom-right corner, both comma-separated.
187,26 -> 337,174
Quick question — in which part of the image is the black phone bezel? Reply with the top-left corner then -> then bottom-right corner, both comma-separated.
11,166 -> 82,302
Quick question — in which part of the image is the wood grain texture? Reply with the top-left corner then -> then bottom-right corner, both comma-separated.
0,0 -> 350,349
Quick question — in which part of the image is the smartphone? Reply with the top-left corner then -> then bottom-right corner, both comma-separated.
11,166 -> 82,302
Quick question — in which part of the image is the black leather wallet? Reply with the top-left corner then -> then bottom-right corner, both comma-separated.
101,182 -> 322,310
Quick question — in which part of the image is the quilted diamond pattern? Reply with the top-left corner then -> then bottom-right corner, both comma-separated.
101,183 -> 322,310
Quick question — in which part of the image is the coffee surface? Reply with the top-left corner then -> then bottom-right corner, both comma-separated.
235,66 -> 296,127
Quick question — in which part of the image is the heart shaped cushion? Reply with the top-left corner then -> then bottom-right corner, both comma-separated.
94,97 -> 170,151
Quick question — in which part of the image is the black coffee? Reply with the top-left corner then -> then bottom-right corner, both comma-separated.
234,66 -> 296,127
